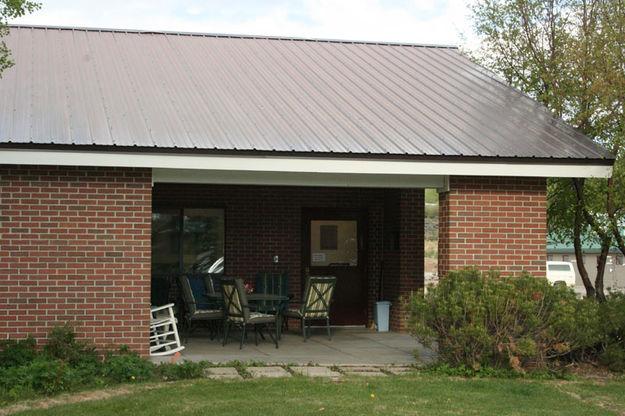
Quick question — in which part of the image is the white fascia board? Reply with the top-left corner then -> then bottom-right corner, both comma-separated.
0,149 -> 613,178
152,168 -> 446,188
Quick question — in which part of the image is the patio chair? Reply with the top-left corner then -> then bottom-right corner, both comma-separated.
187,274 -> 220,310
220,277 -> 279,349
255,271 -> 291,315
177,275 -> 223,343
283,276 -> 336,341
150,303 -> 185,356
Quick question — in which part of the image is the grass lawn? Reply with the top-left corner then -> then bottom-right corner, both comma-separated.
5,375 -> 625,416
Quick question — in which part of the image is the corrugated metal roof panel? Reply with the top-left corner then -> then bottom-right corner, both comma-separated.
0,25 -> 613,161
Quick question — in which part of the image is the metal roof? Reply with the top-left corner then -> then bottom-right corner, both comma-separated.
0,25 -> 614,162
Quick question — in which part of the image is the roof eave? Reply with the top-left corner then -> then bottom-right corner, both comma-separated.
0,145 -> 614,179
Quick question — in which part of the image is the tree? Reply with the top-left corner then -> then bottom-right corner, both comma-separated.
0,0 -> 40,77
470,0 -> 625,300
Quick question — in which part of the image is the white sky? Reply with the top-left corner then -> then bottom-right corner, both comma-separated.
11,0 -> 477,47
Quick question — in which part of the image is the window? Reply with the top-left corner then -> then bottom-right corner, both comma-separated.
310,220 -> 358,266
562,255 -> 569,262
617,255 -> 624,266
548,263 -> 573,272
547,255 -> 553,261
152,208 -> 225,276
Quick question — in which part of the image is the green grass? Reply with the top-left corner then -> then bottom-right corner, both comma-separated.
7,375 -> 625,416
556,380 -> 625,413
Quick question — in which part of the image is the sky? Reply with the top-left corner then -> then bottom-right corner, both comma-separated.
11,0 -> 477,47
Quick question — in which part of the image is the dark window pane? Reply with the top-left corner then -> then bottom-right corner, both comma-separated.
151,209 -> 180,275
320,225 -> 338,250
183,208 -> 225,275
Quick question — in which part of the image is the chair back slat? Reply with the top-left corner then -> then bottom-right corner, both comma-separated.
256,271 -> 290,312
220,278 -> 249,323
302,276 -> 336,318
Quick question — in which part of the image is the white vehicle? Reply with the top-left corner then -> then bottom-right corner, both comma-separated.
546,261 -> 576,287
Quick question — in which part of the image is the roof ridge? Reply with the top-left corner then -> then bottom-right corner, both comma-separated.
7,24 -> 459,49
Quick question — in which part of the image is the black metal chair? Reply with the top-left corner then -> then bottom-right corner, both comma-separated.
177,275 -> 223,343
220,278 -> 279,349
255,271 -> 291,315
283,276 -> 336,341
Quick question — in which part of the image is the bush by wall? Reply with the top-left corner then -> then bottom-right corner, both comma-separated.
598,292 -> 625,372
0,325 -> 207,404
405,267 -> 603,373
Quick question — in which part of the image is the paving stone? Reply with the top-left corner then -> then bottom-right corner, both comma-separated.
339,366 -> 381,373
343,371 -> 386,377
384,366 -> 415,375
248,366 -> 291,378
291,366 -> 341,378
204,367 -> 242,380
340,366 -> 386,377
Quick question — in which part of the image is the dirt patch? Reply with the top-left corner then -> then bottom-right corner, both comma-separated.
553,380 -> 625,416
0,382 -> 185,416
567,362 -> 616,381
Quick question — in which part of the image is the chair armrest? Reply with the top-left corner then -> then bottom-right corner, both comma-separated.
150,303 -> 175,312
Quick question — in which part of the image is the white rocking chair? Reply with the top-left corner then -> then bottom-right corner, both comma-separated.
150,303 -> 185,356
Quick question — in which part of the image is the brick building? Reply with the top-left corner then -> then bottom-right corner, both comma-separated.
0,26 -> 613,356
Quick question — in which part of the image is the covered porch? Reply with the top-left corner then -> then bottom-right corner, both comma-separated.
150,172 -> 436,333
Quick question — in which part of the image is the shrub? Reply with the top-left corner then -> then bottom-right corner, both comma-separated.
43,324 -> 100,366
598,292 -> 625,372
405,267 -> 602,373
102,346 -> 155,382
0,327 -> 157,402
0,356 -> 75,397
155,361 -> 206,381
0,336 -> 37,369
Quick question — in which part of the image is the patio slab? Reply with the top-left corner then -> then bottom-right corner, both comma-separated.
383,366 -> 415,375
339,365 -> 386,377
152,327 -> 434,366
204,367 -> 242,380
290,366 -> 341,378
248,366 -> 291,378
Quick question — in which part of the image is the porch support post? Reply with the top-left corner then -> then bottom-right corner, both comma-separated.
394,188 -> 425,331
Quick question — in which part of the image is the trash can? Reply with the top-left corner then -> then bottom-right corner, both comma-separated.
374,301 -> 391,332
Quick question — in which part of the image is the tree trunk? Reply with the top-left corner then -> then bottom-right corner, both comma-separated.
573,202 -> 595,297
595,242 -> 609,302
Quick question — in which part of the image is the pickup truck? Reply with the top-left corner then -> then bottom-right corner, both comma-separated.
546,261 -> 576,287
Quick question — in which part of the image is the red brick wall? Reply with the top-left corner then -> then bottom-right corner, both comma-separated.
153,184 -> 424,331
0,165 -> 152,355
439,176 -> 547,277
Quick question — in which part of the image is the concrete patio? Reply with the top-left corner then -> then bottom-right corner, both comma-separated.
151,327 -> 435,366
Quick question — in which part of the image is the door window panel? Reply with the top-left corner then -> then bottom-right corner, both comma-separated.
310,220 -> 357,266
